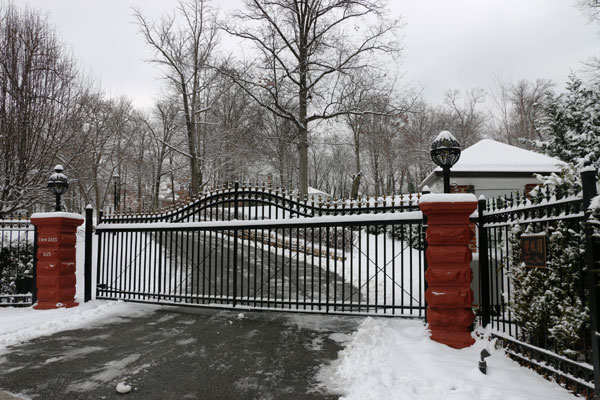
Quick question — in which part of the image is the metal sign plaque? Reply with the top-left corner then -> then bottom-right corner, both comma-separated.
520,234 -> 547,268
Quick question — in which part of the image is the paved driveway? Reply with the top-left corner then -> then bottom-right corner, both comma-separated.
0,306 -> 360,400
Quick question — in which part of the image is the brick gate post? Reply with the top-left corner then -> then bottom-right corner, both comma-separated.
419,194 -> 477,349
30,212 -> 84,309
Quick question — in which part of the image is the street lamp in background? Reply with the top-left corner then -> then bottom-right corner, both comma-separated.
113,174 -> 121,212
431,131 -> 461,193
47,165 -> 69,211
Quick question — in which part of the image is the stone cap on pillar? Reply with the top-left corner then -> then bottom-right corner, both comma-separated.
419,193 -> 477,225
31,212 -> 84,230
31,212 -> 85,221
419,193 -> 477,204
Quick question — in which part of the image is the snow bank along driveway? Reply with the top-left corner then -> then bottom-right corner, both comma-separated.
319,318 -> 578,400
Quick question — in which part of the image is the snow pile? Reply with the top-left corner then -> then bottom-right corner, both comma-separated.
0,301 -> 155,353
115,381 -> 132,394
320,318 -> 576,400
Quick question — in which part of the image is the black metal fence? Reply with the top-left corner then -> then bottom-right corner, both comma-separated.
476,169 -> 599,398
100,182 -> 424,224
95,213 -> 426,317
0,214 -> 37,307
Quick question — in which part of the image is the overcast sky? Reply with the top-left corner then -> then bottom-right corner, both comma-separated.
17,0 -> 600,110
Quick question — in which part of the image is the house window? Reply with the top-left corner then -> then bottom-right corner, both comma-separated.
451,184 -> 475,193
524,184 -> 539,197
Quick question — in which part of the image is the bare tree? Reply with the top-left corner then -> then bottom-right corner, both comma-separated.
488,74 -> 554,146
142,98 -> 184,210
0,4 -> 81,214
339,70 -> 412,198
399,101 -> 438,191
66,93 -> 135,215
221,0 -> 402,195
442,89 -> 486,148
256,110 -> 298,188
133,0 -> 219,195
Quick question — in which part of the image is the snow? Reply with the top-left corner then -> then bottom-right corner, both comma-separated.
319,318 -> 577,400
115,381 -> 132,394
31,211 -> 84,220
419,193 -> 477,203
429,139 -> 566,173
581,165 -> 597,172
435,130 -> 458,142
97,211 -> 424,231
308,187 -> 329,196
0,300 -> 156,354
590,195 -> 600,212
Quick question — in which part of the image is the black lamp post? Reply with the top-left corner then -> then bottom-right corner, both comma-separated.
430,131 -> 461,193
47,165 -> 69,211
113,174 -> 121,212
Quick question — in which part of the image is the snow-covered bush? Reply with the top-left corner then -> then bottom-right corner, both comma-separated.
0,243 -> 34,295
506,74 -> 600,358
508,222 -> 588,358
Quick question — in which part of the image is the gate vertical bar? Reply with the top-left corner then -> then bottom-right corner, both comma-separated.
477,196 -> 491,327
582,167 -> 600,399
96,211 -> 103,299
84,205 -> 93,302
233,181 -> 239,307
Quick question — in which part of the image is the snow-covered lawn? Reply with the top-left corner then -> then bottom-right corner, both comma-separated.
319,318 -> 577,400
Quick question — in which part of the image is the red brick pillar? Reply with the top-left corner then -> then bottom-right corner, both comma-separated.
31,213 -> 84,309
420,194 -> 477,349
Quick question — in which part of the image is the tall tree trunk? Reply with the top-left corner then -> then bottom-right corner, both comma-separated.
298,43 -> 309,196
181,79 -> 199,195
351,138 -> 361,199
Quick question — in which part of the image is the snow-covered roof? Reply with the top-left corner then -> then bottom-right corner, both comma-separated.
419,139 -> 567,189
444,139 -> 566,173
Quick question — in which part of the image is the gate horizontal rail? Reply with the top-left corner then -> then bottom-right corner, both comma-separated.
96,213 -> 425,317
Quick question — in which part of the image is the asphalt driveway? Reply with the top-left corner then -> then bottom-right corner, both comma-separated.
0,306 -> 360,400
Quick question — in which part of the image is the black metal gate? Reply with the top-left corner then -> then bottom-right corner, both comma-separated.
96,185 -> 426,317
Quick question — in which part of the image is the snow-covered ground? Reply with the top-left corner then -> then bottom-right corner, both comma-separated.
319,318 -> 577,400
0,302 -> 578,399
0,301 -> 156,355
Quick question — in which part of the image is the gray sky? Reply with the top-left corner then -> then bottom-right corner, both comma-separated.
18,0 -> 600,110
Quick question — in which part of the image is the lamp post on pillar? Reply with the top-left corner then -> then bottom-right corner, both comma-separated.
32,164 -> 83,309
431,131 -> 461,193
47,165 -> 69,211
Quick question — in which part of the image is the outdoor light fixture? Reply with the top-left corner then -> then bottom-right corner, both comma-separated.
113,174 -> 121,212
479,348 -> 491,374
431,131 -> 461,193
47,165 -> 69,212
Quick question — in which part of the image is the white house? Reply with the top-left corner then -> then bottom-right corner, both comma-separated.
419,139 -> 567,198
